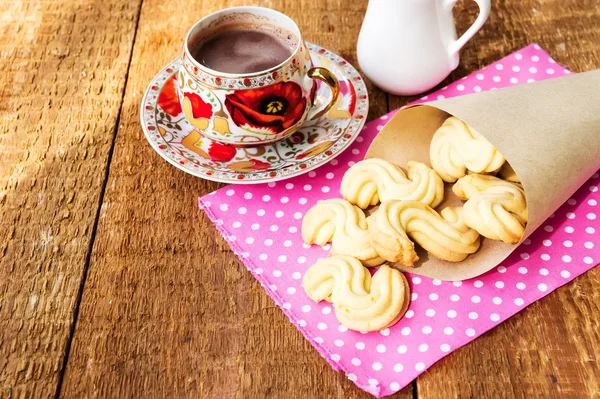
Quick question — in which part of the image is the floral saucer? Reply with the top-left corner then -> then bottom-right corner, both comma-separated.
140,43 -> 368,184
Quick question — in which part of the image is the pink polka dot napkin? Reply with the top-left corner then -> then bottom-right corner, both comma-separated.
199,44 -> 599,397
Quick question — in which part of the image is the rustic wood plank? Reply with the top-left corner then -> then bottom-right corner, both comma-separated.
388,0 -> 600,397
0,0 -> 141,396
59,0 -> 408,398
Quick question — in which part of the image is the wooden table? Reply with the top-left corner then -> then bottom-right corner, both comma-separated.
2,0 -> 600,397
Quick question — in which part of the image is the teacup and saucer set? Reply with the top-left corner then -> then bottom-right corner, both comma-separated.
141,2 -> 491,183
141,6 -> 368,184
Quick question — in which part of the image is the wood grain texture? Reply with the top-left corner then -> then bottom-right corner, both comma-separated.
0,0 -> 140,397
59,0 -> 409,398
389,0 -> 600,398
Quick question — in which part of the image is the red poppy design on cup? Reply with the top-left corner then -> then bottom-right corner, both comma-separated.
224,81 -> 307,135
183,92 -> 213,119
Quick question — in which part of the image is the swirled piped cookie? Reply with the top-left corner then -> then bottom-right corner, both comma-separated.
498,162 -> 521,183
430,117 -> 505,182
302,255 -> 410,332
453,174 -> 528,244
341,159 -> 444,209
369,200 -> 481,265
302,199 -> 384,266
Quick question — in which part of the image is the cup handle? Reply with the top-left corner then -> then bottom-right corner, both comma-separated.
446,0 -> 491,56
307,67 -> 340,120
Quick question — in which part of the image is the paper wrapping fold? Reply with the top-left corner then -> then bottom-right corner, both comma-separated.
366,69 -> 600,281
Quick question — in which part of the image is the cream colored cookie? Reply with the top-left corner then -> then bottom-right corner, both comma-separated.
453,174 -> 528,244
302,255 -> 410,332
498,162 -> 521,183
430,116 -> 505,182
302,199 -> 384,266
340,159 -> 444,209
366,211 -> 419,267
369,200 -> 481,265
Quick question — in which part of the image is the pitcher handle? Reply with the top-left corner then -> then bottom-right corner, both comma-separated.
307,67 -> 340,120
446,0 -> 491,56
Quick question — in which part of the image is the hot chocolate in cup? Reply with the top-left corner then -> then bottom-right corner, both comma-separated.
178,6 -> 340,147
189,20 -> 297,75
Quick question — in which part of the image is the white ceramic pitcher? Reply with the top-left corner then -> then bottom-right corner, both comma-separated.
357,0 -> 491,96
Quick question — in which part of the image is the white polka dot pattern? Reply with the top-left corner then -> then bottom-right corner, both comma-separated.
198,45 -> 594,398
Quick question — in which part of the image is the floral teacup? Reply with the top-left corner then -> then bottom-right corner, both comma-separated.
177,6 -> 340,147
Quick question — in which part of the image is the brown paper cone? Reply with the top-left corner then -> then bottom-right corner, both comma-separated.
366,69 -> 600,281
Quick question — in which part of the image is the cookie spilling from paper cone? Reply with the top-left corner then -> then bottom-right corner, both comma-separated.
299,124 -> 518,331
366,69 -> 600,281
299,70 -> 600,331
